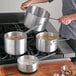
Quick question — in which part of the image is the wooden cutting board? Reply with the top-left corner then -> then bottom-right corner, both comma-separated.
0,61 -> 76,76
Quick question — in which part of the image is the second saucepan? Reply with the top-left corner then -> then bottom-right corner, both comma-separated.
36,32 -> 69,53
36,32 -> 58,53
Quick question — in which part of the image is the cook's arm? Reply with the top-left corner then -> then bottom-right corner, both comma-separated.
58,13 -> 76,25
71,13 -> 76,20
21,0 -> 53,10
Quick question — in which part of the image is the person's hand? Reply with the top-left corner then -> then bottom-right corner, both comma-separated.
21,0 -> 32,10
21,0 -> 48,10
58,15 -> 73,25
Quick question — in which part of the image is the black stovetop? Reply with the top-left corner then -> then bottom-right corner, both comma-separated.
0,23 -> 63,65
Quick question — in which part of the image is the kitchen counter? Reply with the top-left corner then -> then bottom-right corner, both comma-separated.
0,60 -> 76,76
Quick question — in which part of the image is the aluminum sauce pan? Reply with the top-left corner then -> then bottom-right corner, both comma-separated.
17,55 -> 39,74
24,5 -> 50,32
4,31 -> 27,55
36,32 -> 58,53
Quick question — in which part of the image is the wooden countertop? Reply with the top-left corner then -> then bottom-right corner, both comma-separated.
0,61 -> 76,76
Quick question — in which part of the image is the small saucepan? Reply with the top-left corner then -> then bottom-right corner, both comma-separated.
17,54 -> 55,74
36,32 -> 69,53
17,55 -> 39,74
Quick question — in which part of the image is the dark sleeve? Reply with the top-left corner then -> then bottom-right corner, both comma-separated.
48,0 -> 53,2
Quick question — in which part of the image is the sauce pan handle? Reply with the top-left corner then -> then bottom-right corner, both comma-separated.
25,25 -> 38,34
57,39 -> 69,42
49,17 -> 58,20
39,52 -> 56,61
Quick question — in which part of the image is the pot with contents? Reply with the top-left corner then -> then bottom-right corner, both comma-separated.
4,31 -> 27,55
36,32 -> 58,53
4,25 -> 38,55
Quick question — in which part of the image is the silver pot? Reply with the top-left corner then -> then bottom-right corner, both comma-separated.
17,54 -> 58,74
24,5 -> 50,32
36,32 -> 58,53
17,55 -> 39,74
4,25 -> 39,55
4,31 -> 27,55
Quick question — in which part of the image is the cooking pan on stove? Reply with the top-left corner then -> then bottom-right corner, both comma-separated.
17,55 -> 39,74
17,54 -> 55,74
4,31 -> 27,55
36,32 -> 69,53
4,25 -> 38,55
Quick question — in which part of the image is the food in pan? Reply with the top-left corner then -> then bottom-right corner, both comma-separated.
8,36 -> 24,40
38,35 -> 57,40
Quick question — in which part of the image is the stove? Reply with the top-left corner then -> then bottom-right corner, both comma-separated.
0,13 -> 75,66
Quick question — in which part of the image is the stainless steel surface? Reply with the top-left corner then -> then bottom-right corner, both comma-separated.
58,41 -> 75,58
40,58 -> 71,64
4,31 -> 27,55
17,55 -> 39,73
24,5 -> 50,32
36,32 -> 58,53
46,22 -> 75,58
